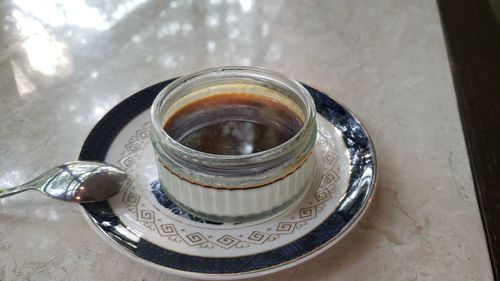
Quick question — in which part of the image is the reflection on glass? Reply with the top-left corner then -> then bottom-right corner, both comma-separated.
93,106 -> 107,118
0,170 -> 22,188
132,35 -> 142,43
90,97 -> 120,119
74,116 -> 84,123
229,28 -> 240,39
261,22 -> 269,37
161,55 -> 178,68
11,61 -> 36,96
157,22 -> 181,38
207,41 -> 217,52
13,0 -> 148,31
239,0 -> 253,12
170,1 -> 179,8
9,0 -> 150,77
12,10 -> 71,76
266,42 -> 282,61
225,12 -> 238,24
206,15 -> 219,27
182,23 -> 193,33
13,0 -> 110,30
47,209 -> 59,221
240,57 -> 251,65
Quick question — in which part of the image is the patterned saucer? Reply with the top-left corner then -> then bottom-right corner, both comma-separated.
78,79 -> 376,280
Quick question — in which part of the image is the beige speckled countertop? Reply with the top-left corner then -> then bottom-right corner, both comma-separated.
0,0 -> 493,280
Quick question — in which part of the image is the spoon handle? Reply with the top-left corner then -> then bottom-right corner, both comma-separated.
0,185 -> 31,198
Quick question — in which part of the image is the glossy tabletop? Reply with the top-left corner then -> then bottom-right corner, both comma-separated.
0,0 -> 493,280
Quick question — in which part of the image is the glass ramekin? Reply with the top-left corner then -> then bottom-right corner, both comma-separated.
150,66 -> 317,222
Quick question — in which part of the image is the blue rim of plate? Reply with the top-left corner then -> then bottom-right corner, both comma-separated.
78,79 -> 376,277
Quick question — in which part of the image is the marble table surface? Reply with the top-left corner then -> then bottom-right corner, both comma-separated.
0,0 -> 493,280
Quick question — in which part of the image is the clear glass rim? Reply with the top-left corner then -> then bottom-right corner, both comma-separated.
150,66 -> 316,165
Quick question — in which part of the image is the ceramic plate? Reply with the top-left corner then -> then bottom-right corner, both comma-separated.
78,79 -> 376,280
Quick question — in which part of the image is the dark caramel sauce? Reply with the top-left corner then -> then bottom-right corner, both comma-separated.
163,93 -> 303,155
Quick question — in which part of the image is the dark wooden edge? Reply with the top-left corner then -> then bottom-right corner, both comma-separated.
436,0 -> 500,280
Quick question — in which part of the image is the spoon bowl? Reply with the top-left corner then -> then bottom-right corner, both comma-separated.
0,161 -> 127,203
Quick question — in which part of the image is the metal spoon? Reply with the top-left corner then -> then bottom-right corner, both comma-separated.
0,161 -> 127,203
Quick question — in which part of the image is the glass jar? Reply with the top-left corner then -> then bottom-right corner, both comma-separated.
150,66 -> 317,222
